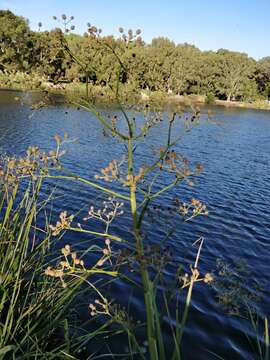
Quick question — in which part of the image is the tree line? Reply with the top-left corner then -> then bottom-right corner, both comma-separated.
1,10 -> 270,101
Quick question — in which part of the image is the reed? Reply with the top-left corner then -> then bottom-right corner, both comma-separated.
0,146 -> 119,358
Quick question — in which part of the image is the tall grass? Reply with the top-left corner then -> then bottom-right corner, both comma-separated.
0,148 -> 119,358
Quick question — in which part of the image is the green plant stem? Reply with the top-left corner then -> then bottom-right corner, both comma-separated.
127,136 -> 159,360
69,227 -> 123,242
265,317 -> 269,360
172,279 -> 194,360
75,101 -> 128,140
44,174 -> 129,200
150,178 -> 181,200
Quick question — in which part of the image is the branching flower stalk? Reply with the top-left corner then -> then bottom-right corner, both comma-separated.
45,243 -> 117,289
42,24 -> 212,360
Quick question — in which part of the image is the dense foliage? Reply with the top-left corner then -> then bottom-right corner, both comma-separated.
1,10 -> 270,101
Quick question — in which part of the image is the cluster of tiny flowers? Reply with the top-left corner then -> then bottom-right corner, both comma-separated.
89,300 -> 133,328
60,244 -> 85,268
84,197 -> 124,232
118,27 -> 142,47
0,135 -> 68,188
178,198 -> 209,220
96,238 -> 112,267
180,266 -> 214,289
157,149 -> 192,177
94,160 -> 119,182
44,266 -> 66,288
89,298 -> 110,316
45,241 -> 116,289
125,168 -> 145,186
49,211 -> 74,236
95,160 -> 145,186
45,244 -> 85,288
86,22 -> 102,37
140,112 -> 163,135
53,14 -> 75,33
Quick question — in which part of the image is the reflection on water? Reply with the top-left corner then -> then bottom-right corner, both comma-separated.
0,90 -> 269,359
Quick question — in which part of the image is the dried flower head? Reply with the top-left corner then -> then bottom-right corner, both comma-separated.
49,211 -> 74,236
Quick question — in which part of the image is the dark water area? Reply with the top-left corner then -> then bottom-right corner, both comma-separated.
0,90 -> 269,359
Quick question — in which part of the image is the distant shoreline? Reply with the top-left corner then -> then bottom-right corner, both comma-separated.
214,99 -> 270,111
1,85 -> 270,112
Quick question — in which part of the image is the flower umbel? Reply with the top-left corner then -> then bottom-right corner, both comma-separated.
49,211 -> 74,236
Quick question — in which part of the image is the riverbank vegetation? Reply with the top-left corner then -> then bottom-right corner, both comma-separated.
1,10 -> 270,109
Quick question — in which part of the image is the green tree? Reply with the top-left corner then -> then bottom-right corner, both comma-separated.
256,57 -> 270,99
171,44 -> 200,95
0,10 -> 33,72
143,37 -> 176,92
215,49 -> 256,101
190,51 -> 219,95
32,28 -> 70,80
0,10 -> 266,102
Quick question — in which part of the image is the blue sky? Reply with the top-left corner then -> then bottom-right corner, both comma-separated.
1,0 -> 269,60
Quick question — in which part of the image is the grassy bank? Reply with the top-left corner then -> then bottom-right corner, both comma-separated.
1,71 -> 270,111
0,149 -> 104,358
39,82 -> 270,110
214,99 -> 270,111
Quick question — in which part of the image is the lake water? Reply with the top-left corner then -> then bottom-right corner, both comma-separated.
0,90 -> 269,359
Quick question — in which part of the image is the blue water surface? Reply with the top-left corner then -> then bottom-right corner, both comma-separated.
0,90 -> 269,359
